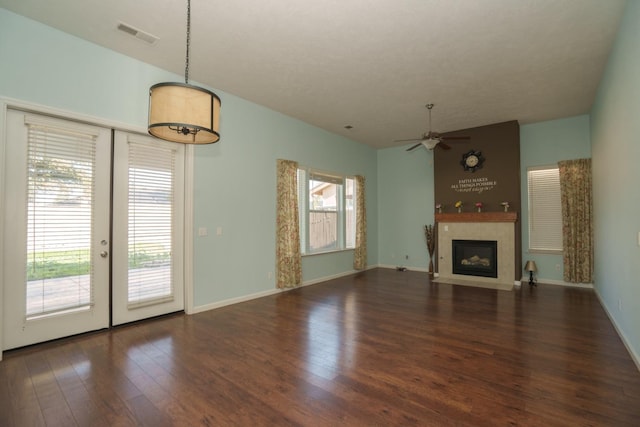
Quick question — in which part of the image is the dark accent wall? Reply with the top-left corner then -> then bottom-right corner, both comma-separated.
434,120 -> 521,278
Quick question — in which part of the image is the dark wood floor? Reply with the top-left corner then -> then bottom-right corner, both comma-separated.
2,268 -> 639,426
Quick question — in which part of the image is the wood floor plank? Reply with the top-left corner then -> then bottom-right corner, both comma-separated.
2,268 -> 640,425
0,359 -> 16,427
2,355 -> 46,427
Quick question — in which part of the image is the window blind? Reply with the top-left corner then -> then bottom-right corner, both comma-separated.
345,177 -> 356,249
309,171 -> 343,185
127,141 -> 176,308
297,168 -> 307,253
25,120 -> 97,319
528,166 -> 563,252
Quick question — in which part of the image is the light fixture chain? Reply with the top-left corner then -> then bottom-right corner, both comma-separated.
185,0 -> 191,84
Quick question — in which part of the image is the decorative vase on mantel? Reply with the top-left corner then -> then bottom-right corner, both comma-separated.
477,207 -> 482,213
457,207 -> 462,213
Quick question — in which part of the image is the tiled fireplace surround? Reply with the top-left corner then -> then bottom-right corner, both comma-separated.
435,212 -> 518,291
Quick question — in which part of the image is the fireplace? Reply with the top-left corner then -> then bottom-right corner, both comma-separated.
452,239 -> 498,278
435,212 -> 517,290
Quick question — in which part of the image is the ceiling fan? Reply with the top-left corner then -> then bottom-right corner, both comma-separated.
394,104 -> 470,151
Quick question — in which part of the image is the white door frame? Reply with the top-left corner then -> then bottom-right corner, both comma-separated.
0,97 -> 196,360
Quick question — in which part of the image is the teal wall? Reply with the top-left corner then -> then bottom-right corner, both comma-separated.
377,145 -> 434,269
0,9 -> 168,128
193,96 -> 378,304
519,115 -> 591,283
590,0 -> 640,363
0,9 -> 378,309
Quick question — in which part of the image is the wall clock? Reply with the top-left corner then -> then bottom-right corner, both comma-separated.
461,150 -> 484,172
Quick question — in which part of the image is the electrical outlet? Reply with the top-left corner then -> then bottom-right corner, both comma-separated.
555,264 -> 561,271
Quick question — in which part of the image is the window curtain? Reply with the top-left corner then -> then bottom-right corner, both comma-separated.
558,159 -> 593,283
353,175 -> 367,270
276,159 -> 302,288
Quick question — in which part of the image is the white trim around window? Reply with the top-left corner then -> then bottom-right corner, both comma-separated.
297,166 -> 356,255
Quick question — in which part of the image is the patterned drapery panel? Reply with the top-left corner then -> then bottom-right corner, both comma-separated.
353,175 -> 367,270
276,159 -> 302,288
558,158 -> 593,283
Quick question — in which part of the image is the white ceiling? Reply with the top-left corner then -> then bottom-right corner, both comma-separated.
0,0 -> 626,148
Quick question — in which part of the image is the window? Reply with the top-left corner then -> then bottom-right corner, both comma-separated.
527,166 -> 563,253
298,168 -> 356,254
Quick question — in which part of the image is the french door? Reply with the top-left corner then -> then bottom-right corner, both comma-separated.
112,131 -> 184,325
2,110 -> 184,350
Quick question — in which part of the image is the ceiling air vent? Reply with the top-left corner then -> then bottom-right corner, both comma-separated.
117,22 -> 159,45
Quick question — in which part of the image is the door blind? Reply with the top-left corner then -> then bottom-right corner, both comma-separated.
25,120 -> 97,319
127,140 -> 176,308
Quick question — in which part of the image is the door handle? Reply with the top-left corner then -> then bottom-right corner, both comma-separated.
100,251 -> 108,258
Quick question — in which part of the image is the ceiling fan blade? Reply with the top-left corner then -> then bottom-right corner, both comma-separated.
406,143 -> 422,151
394,138 -> 422,143
437,142 -> 452,150
441,136 -> 470,140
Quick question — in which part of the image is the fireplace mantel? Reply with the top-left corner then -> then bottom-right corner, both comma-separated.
435,212 -> 517,223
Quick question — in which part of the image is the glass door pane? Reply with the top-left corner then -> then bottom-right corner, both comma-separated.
26,123 -> 96,319
127,141 -> 174,308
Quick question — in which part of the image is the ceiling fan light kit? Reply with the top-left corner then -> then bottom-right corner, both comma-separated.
395,104 -> 470,151
423,139 -> 440,150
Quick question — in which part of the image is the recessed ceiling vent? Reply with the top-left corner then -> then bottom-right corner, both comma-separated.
117,22 -> 159,45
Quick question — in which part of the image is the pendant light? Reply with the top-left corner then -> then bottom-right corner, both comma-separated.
148,0 -> 221,144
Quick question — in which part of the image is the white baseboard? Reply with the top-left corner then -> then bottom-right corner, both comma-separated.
377,264 -> 430,273
377,264 -> 396,270
191,265 -> 379,314
300,264 -> 377,287
520,276 -> 593,289
593,288 -> 640,372
190,288 -> 284,314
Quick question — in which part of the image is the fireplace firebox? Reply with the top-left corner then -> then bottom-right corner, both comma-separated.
452,239 -> 498,278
